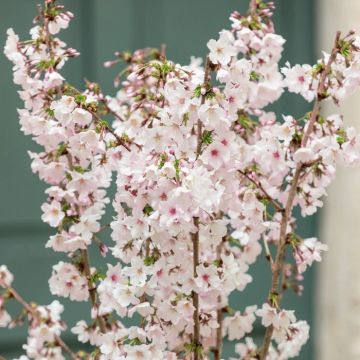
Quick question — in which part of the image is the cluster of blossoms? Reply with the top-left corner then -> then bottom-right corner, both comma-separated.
3,0 -> 360,359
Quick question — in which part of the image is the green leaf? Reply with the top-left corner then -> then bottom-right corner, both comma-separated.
250,70 -> 260,82
158,153 -> 167,169
205,90 -> 216,100
144,256 -> 156,266
90,270 -> 106,284
213,259 -> 222,267
202,130 -> 213,145
339,40 -> 351,58
128,338 -> 142,346
73,165 -> 85,174
143,204 -> 154,216
56,143 -> 67,157
193,85 -> 202,98
173,158 -> 180,181
45,108 -> 55,118
336,128 -> 347,145
75,94 -> 87,104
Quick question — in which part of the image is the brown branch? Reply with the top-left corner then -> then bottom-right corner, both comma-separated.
258,31 -> 341,360
250,0 -> 258,17
65,153 -> 108,333
196,56 -> 211,157
191,217 -> 201,360
140,238 -> 151,329
90,110 -> 131,151
6,286 -> 78,360
213,240 -> 224,360
190,56 -> 213,360
238,170 -> 284,213
81,248 -> 107,333
263,237 -> 274,267
99,98 -> 126,122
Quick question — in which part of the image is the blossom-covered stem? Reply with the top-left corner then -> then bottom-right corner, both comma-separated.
64,152 -> 107,333
191,216 -> 201,360
196,56 -> 211,156
213,241 -> 224,360
191,56 -> 212,359
99,98 -> 125,122
301,31 -> 341,147
7,286 -> 77,360
263,237 -> 274,266
238,170 -> 284,213
250,0 -> 258,16
80,249 -> 107,333
258,31 -> 341,360
90,110 -> 131,151
140,238 -> 151,328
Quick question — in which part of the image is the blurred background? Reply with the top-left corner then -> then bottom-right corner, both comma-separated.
0,0 -> 357,359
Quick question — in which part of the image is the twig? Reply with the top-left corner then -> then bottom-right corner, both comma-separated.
90,110 -> 131,151
65,153 -> 108,333
99,98 -> 126,122
238,170 -> 284,213
6,286 -> 78,360
213,239 -> 225,360
250,0 -> 258,17
191,217 -> 201,360
191,56 -> 212,360
196,56 -> 211,157
140,238 -> 151,329
81,248 -> 107,333
263,237 -> 274,266
258,31 -> 341,360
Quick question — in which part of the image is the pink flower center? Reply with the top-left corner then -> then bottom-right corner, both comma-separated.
156,269 -> 163,277
273,151 -> 280,159
298,75 -> 305,83
202,274 -> 210,283
211,149 -> 219,157
169,207 -> 177,215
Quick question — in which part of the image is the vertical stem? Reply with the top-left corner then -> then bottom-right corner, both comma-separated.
258,31 -> 341,360
81,248 -> 107,333
140,238 -> 151,328
214,240 -> 224,360
250,0 -> 257,16
7,286 -> 77,360
192,217 -> 201,360
191,56 -> 212,359
65,154 -> 107,333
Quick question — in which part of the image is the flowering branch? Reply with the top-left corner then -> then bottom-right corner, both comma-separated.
4,0 -> 360,358
192,55 -> 212,360
0,272 -> 77,360
258,30 -> 342,360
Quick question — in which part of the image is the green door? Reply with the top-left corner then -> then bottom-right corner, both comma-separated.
0,1 -> 315,358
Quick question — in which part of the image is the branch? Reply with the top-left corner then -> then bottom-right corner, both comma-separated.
250,0 -> 258,17
191,217 -> 201,360
81,248 -> 108,333
238,170 -> 284,213
258,31 -> 341,360
196,56 -> 211,157
213,238 -> 225,360
6,286 -> 78,360
65,153 -> 108,333
191,56 -> 212,360
90,110 -> 131,152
